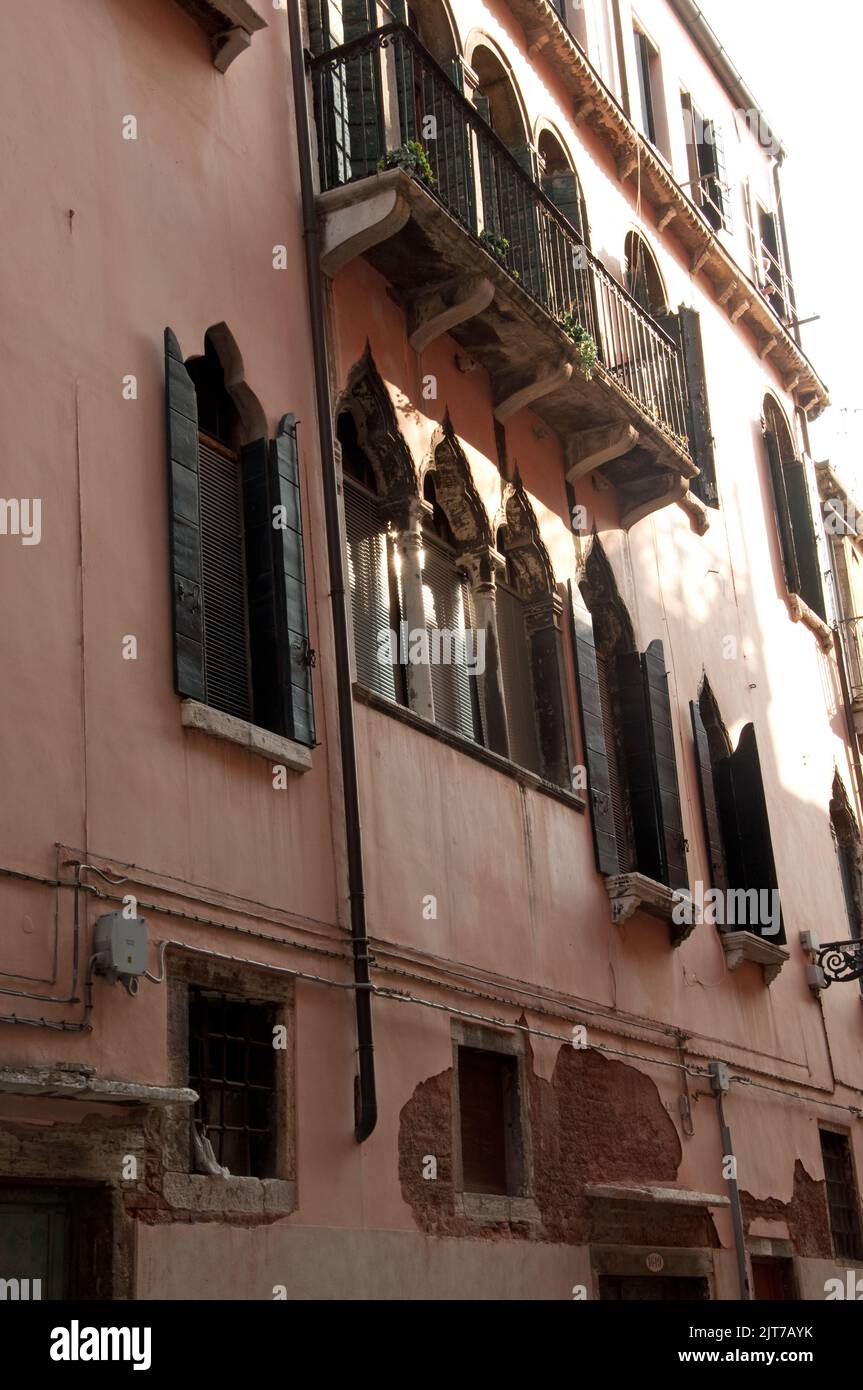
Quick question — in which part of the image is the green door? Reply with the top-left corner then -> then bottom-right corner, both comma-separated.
0,1187 -> 71,1300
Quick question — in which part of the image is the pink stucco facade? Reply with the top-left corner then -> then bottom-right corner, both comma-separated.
1,0 -> 861,1302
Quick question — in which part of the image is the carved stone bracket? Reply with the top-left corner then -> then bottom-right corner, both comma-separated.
319,175 -> 411,277
720,930 -> 790,985
493,358 -> 573,423
605,873 -> 696,948
174,0 -> 267,73
566,422 -> 639,485
407,276 -> 495,353
786,593 -> 833,651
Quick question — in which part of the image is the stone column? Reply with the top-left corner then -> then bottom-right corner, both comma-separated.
461,547 -> 509,759
387,496 -> 435,722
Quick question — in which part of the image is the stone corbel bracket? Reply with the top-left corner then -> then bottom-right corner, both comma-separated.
605,873 -> 697,948
720,930 -> 790,985
407,276 -> 495,353
493,358 -> 573,424
174,0 -> 267,73
786,593 -> 833,652
566,422 -> 638,485
677,489 -> 710,535
319,173 -> 411,277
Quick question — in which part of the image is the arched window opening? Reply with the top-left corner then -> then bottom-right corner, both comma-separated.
537,129 -> 589,247
165,326 -> 315,745
690,678 -> 784,941
421,473 -> 483,743
762,395 -> 826,621
624,231 -> 667,317
339,410 -> 408,707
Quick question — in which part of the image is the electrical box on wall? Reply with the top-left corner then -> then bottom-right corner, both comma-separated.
93,912 -> 148,985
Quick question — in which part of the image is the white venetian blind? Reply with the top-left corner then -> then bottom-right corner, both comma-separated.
345,480 -> 397,700
421,536 -> 478,742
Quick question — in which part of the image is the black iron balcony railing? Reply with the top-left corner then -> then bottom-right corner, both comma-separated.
838,616 -> 863,703
310,25 -> 689,446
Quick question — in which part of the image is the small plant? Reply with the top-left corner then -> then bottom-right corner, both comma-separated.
378,140 -> 436,188
479,228 -> 521,281
557,311 -> 598,381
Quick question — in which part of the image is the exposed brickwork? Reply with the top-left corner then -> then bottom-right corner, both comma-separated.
398,1040 -> 718,1246
741,1159 -> 832,1259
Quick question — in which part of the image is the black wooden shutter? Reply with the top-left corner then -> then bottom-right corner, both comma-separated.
269,415 -> 315,747
198,436 -> 253,722
678,307 -> 718,507
784,459 -> 827,620
570,582 -> 619,874
764,429 -> 801,596
714,723 -> 783,940
474,95 -> 502,239
710,123 -> 732,229
617,641 -> 687,889
165,328 -> 205,702
689,699 -> 727,889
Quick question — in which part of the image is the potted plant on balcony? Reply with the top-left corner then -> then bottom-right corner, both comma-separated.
377,140 -> 436,189
478,228 -> 521,282
557,311 -> 598,381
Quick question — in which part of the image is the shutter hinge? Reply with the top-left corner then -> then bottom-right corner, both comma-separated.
301,638 -> 317,668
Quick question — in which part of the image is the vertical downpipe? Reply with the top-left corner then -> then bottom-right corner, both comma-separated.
288,0 -> 377,1142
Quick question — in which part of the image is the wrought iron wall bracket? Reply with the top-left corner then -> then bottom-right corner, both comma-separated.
815,939 -> 863,985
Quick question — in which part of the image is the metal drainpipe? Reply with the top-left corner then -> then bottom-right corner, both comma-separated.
288,0 -> 377,1143
709,1062 -> 750,1300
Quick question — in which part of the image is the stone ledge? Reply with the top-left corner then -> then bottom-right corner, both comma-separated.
173,0 -> 267,72
0,1067 -> 197,1107
585,1182 -> 729,1207
162,1172 -> 296,1215
720,930 -> 790,985
181,700 -> 312,773
456,1191 -> 541,1225
605,872 -> 695,947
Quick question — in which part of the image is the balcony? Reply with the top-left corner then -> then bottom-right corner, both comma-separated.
310,25 -> 696,527
839,617 -> 863,728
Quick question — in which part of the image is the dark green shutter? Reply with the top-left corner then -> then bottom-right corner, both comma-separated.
242,438 -> 282,733
508,145 -> 546,302
764,429 -> 801,595
784,459 -> 827,620
710,123 -> 731,229
617,641 -> 687,889
271,415 -> 315,746
474,95 -> 502,239
420,59 -> 474,229
690,699 -> 727,889
165,328 -> 205,702
570,582 -> 619,875
678,307 -> 718,507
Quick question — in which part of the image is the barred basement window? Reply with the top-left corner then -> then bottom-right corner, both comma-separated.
188,988 -> 277,1179
819,1129 -> 863,1262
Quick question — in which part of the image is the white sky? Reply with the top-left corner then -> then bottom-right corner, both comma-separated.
700,0 -> 863,482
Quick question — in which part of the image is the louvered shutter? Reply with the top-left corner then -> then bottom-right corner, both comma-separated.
570,582 -> 619,874
422,536 -> 476,741
270,416 -> 315,745
496,585 -> 541,774
345,481 -> 397,700
165,328 -> 205,701
764,429 -> 801,596
343,0 -> 382,180
506,144 -> 546,302
198,436 -> 253,722
474,95 -> 503,239
743,180 -> 760,281
242,437 -> 281,733
678,307 -> 718,507
617,642 -> 687,889
420,59 -> 474,229
714,724 -> 784,941
784,459 -> 827,620
689,699 -> 727,889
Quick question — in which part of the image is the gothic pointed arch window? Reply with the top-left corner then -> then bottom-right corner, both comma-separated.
164,325 -> 314,745
420,472 -> 483,743
572,539 -> 687,888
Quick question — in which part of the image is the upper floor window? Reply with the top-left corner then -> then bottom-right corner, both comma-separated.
164,326 -> 315,745
681,93 -> 731,232
762,396 -> 826,623
632,23 -> 662,149
624,231 -> 666,317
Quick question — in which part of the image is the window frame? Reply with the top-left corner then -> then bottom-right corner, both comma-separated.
450,1020 -> 537,1224
819,1127 -> 863,1264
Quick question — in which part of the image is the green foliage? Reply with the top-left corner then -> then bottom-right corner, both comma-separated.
378,141 -> 436,188
479,228 -> 521,281
557,311 -> 598,381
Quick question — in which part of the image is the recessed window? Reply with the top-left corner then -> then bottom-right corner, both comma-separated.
819,1129 -> 863,1262
457,1046 -> 522,1196
633,26 -> 659,146
681,93 -> 731,231
188,988 -> 277,1178
762,396 -> 826,623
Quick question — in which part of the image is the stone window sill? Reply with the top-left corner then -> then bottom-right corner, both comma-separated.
455,1191 -> 541,1225
162,1172 -> 296,1215
353,683 -> 586,814
181,700 -> 312,773
173,0 -> 267,72
605,872 -> 695,947
720,930 -> 790,985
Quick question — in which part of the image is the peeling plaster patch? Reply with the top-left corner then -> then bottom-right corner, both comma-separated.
741,1160 -> 832,1259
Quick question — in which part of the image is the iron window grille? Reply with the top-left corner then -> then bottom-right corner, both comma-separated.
188,988 -> 277,1178
820,1129 -> 863,1262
